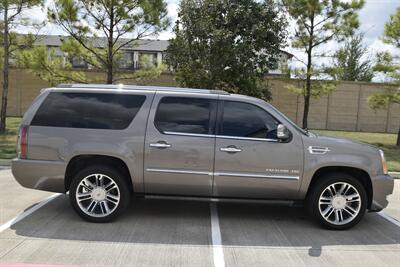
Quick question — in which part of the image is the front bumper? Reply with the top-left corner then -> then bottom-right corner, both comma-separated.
11,158 -> 67,193
370,174 -> 394,211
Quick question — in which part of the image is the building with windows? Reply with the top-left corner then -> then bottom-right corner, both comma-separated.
34,35 -> 167,70
34,35 -> 292,75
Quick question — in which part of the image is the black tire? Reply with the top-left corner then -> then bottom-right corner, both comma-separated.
69,165 -> 131,223
307,172 -> 367,230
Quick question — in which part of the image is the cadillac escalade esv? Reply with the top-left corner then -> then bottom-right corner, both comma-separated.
12,84 -> 394,229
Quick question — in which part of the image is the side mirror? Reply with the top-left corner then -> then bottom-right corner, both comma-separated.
277,124 -> 290,141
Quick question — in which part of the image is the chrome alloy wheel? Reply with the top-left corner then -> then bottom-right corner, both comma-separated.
75,173 -> 120,218
318,182 -> 361,226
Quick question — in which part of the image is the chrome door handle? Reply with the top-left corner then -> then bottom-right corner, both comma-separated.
149,142 -> 172,149
220,147 -> 242,153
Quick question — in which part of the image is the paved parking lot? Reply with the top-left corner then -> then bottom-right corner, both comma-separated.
0,169 -> 399,267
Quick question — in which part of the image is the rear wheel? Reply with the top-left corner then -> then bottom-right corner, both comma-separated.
69,165 -> 131,222
307,173 -> 367,230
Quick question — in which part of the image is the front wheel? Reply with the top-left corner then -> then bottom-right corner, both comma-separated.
307,173 -> 367,230
69,165 -> 131,223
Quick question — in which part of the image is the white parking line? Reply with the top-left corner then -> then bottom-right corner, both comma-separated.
0,193 -> 60,233
210,202 -> 225,267
378,211 -> 400,227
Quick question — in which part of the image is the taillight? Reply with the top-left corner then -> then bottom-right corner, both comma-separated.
18,125 -> 29,159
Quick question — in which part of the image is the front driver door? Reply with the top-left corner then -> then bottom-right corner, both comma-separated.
213,98 -> 303,199
144,92 -> 217,196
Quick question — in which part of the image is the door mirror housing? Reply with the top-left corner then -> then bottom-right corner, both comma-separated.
277,124 -> 290,141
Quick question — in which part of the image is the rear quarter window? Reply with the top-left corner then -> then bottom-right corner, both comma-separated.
31,92 -> 146,129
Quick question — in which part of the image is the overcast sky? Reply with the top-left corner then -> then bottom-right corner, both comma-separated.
21,0 -> 399,74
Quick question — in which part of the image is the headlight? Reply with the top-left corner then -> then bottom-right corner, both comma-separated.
379,149 -> 388,175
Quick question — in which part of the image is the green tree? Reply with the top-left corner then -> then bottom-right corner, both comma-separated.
282,0 -> 365,129
368,8 -> 400,146
382,7 -> 400,48
166,0 -> 287,100
21,0 -> 170,85
0,0 -> 43,133
326,33 -> 373,82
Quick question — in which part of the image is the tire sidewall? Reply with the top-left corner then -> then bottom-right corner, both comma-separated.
69,165 -> 131,223
308,173 -> 367,230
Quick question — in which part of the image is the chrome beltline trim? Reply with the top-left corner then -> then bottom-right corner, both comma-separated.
163,131 -> 215,138
216,135 -> 279,143
146,168 -> 299,180
162,131 -> 279,143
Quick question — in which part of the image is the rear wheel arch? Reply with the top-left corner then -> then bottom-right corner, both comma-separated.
65,155 -> 133,194
306,166 -> 373,209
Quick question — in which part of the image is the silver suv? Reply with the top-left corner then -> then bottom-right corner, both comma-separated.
12,84 -> 394,229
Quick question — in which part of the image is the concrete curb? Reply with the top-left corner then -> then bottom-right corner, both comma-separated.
389,172 -> 400,179
0,159 -> 11,166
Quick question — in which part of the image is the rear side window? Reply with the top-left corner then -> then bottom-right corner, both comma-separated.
31,92 -> 146,129
221,101 -> 279,139
155,97 -> 216,135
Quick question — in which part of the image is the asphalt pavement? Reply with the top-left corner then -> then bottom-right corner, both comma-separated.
0,169 -> 399,267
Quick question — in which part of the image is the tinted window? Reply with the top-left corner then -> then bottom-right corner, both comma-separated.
31,92 -> 146,129
222,101 -> 279,139
155,97 -> 216,134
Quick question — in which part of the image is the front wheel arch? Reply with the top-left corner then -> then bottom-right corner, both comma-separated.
306,166 -> 372,209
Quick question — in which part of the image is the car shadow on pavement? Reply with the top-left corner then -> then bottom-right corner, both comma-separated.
216,201 -> 400,257
10,194 -> 400,257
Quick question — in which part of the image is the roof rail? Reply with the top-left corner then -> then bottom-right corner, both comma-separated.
55,83 -> 230,95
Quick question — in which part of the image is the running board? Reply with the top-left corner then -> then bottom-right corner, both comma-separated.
142,194 -> 304,207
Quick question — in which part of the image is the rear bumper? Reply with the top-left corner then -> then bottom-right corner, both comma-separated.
370,174 -> 394,211
11,158 -> 67,193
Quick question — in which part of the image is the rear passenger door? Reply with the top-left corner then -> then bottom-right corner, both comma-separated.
144,92 -> 217,196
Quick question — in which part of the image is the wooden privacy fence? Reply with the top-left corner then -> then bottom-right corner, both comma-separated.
1,68 -> 399,133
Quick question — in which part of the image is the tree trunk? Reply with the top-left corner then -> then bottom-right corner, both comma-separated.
397,127 -> 400,147
303,45 -> 313,129
106,64 -> 113,84
302,15 -> 314,130
106,3 -> 114,84
0,4 -> 9,133
303,72 -> 311,129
